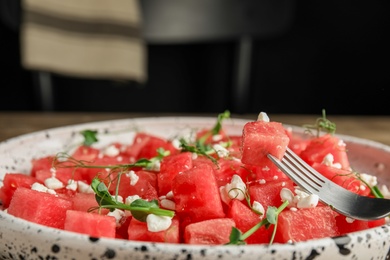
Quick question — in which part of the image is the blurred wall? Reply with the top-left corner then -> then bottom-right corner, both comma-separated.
1,0 -> 389,115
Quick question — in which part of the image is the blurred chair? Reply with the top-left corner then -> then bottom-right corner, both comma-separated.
1,0 -> 294,113
139,0 -> 295,113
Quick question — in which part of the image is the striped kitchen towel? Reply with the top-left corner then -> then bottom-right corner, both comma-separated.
20,0 -> 147,82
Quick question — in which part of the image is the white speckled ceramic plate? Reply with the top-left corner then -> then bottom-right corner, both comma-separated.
0,117 -> 389,260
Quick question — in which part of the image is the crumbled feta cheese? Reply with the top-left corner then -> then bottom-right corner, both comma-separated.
77,181 -> 94,193
44,177 -> 64,190
160,199 -> 176,210
112,195 -> 124,203
281,187 -> 319,209
213,144 -> 229,158
212,134 -> 223,142
107,209 -> 125,226
125,195 -> 141,205
126,170 -> 139,186
166,191 -> 174,199
171,138 -> 182,150
66,180 -> 78,191
322,153 -> 342,169
280,188 -> 295,204
146,214 -> 172,232
359,173 -> 378,187
224,174 -> 246,201
346,217 -> 355,223
257,112 -> 270,122
296,194 -> 319,208
104,144 -> 120,157
31,182 -> 56,195
252,201 -> 265,218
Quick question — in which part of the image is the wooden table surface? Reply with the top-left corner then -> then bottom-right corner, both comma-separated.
1,112 -> 390,146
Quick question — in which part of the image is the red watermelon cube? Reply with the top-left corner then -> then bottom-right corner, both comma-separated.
227,200 -> 270,244
172,163 -> 225,224
64,210 -> 116,238
241,121 -> 289,166
127,217 -> 180,243
7,187 -> 73,229
273,206 -> 339,243
0,173 -> 39,208
157,152 -> 193,195
184,218 -> 235,245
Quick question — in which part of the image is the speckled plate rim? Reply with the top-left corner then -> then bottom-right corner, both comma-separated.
1,116 -> 390,260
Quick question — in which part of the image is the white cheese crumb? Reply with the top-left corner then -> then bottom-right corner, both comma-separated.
160,199 -> 176,210
346,217 -> 355,223
44,177 -> 64,190
146,214 -> 172,232
296,194 -> 319,208
66,180 -> 78,191
126,170 -> 139,186
104,145 -> 120,157
125,194 -> 141,205
212,134 -> 223,142
213,144 -> 229,158
31,182 -> 56,195
107,209 -> 125,226
112,195 -> 124,203
257,112 -> 270,122
322,153 -> 342,169
77,181 -> 94,193
166,191 -> 174,199
224,174 -> 247,201
252,201 -> 265,218
359,173 -> 378,187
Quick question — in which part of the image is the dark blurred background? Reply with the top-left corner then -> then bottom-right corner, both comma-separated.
1,0 -> 389,115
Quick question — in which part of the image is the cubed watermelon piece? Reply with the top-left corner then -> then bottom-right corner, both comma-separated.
299,134 -> 350,170
241,121 -> 289,166
124,132 -> 179,160
274,206 -> 339,243
172,163 -> 225,224
157,152 -> 193,195
227,200 -> 270,244
109,170 -> 158,201
335,214 -> 386,236
249,179 -> 295,209
184,218 -> 235,245
312,163 -> 371,196
7,187 -> 73,229
64,210 -> 116,238
31,156 -> 54,177
0,173 -> 39,208
127,217 -> 180,243
71,192 -> 108,214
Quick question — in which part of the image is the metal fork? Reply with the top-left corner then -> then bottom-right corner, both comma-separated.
267,147 -> 390,220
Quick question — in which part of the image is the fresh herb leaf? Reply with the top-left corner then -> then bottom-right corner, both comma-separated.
303,109 -> 336,137
179,138 -> 218,165
80,130 -> 99,146
91,178 -> 175,221
226,200 -> 289,245
198,110 -> 230,144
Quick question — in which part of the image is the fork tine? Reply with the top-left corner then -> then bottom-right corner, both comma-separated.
267,150 -> 322,194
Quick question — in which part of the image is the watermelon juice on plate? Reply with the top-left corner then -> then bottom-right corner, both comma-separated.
0,111 -> 389,260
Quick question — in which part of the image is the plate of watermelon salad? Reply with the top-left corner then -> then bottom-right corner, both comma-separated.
0,111 -> 390,260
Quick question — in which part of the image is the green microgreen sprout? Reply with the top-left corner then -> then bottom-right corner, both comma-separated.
354,171 -> 385,198
303,109 -> 336,137
80,129 -> 99,146
52,145 -> 173,222
179,110 -> 232,166
226,200 -> 289,245
90,178 -> 174,222
198,110 -> 231,145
